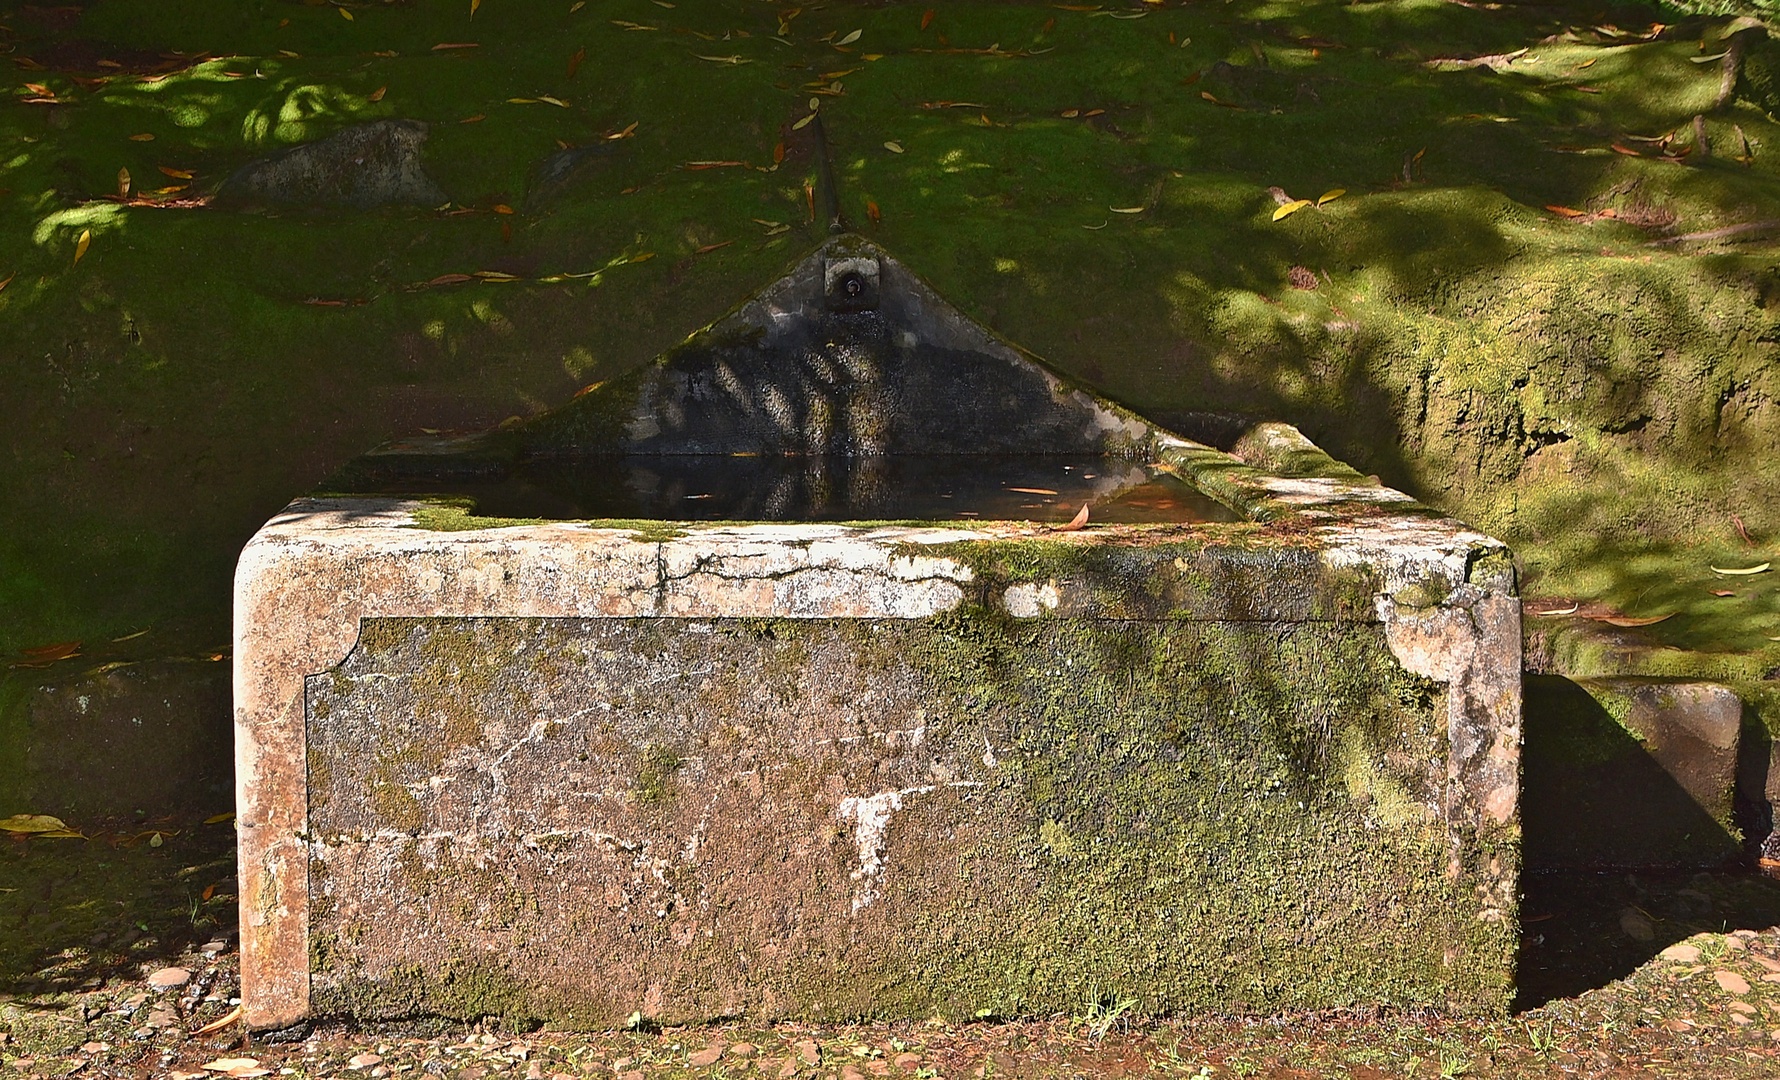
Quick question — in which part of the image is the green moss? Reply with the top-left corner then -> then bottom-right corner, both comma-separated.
633,745 -> 685,806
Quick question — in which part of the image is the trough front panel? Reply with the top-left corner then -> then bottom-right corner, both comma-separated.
303,614 -> 1510,1023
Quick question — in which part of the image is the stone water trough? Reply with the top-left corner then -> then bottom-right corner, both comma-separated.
234,237 -> 1522,1032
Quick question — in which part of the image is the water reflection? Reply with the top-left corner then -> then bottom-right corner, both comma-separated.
396,454 -> 1237,524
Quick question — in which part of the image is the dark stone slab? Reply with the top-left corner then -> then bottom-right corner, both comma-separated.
216,119 -> 447,210
0,660 -> 231,818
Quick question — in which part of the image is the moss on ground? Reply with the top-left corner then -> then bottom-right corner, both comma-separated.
0,1 -> 1778,680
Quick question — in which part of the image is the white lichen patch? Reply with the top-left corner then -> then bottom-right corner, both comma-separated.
1002,582 -> 1060,618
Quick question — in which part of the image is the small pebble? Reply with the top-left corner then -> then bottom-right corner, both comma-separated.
893,1055 -> 922,1070
689,1046 -> 725,1068
796,1041 -> 821,1065
148,967 -> 192,989
728,1045 -> 756,1059
1717,970 -> 1753,995
371,1068 -> 390,1078
350,1054 -> 384,1070
1658,944 -> 1701,963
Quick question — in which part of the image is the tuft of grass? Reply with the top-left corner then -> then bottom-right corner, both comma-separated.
1073,987 -> 1138,1039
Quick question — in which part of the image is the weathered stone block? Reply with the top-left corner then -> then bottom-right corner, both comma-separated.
236,503 -> 1520,1028
236,236 -> 1520,1030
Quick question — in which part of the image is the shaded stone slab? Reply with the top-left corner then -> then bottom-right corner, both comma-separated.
1522,676 -> 1742,870
216,119 -> 446,210
0,659 -> 231,818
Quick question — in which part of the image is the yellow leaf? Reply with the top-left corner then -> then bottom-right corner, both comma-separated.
863,54 -> 883,60
1272,199 -> 1311,221
159,166 -> 193,179
204,811 -> 236,824
1316,188 -> 1345,206
0,271 -> 15,293
129,132 -> 155,141
507,97 -> 538,103
570,1 -> 585,10
117,167 -> 131,198
1711,562 -> 1771,575
0,814 -> 68,833
792,113 -> 815,130
537,95 -> 569,107
837,29 -> 863,45
74,229 -> 91,265
471,0 -> 482,16
340,7 -> 354,21
367,85 -> 387,102
1109,205 -> 1145,214
884,140 -> 904,153
36,830 -> 86,839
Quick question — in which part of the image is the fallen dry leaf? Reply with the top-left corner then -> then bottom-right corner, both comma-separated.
1711,589 -> 1736,596
1317,188 -> 1345,206
1007,487 -> 1059,495
0,271 -> 14,294
1531,603 -> 1579,616
1056,504 -> 1090,532
117,166 -> 130,198
1594,613 -> 1674,627
0,814 -> 69,834
568,46 -> 586,78
695,240 -> 734,254
367,85 -> 387,102
837,29 -> 863,46
21,640 -> 80,660
432,42 -> 480,50
158,165 -> 194,179
883,140 -> 903,153
129,132 -> 155,141
866,199 -> 881,224
1711,562 -> 1771,575
922,9 -> 935,30
1546,205 -> 1585,217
